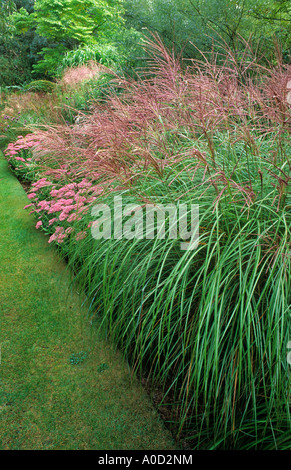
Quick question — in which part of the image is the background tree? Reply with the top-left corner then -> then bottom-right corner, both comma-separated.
1,0 -> 289,86
0,0 -> 33,86
11,0 -> 126,76
248,0 -> 291,61
124,0 -> 290,62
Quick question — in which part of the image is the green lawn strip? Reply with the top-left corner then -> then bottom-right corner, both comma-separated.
0,153 -> 176,450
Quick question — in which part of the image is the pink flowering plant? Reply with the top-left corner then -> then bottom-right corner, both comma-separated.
4,132 -> 108,247
24,176 -> 104,245
4,134 -> 41,182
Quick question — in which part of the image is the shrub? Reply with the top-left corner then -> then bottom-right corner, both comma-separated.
24,80 -> 57,93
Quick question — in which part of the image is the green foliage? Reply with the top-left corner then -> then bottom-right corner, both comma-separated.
69,351 -> 89,365
33,45 -> 69,76
24,79 -> 57,92
0,53 -> 32,87
124,0 -> 291,61
34,0 -> 119,43
0,0 -> 32,86
97,363 -> 109,373
13,0 -> 124,42
124,0 -> 245,56
59,44 -> 122,71
11,5 -> 36,33
0,0 -> 15,31
57,27 -> 145,76
248,0 -> 291,61
2,0 -> 290,85
11,0 -> 126,76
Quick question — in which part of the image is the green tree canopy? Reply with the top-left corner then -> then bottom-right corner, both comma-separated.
13,0 -> 124,41
0,0 -> 33,85
124,0 -> 290,62
11,0 -> 125,75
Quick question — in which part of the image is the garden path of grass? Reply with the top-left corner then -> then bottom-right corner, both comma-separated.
0,153 -> 176,450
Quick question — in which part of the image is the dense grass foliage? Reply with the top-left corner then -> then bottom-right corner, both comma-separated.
2,35 -> 291,449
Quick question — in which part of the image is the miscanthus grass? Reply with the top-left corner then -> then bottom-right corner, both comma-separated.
62,145 -> 290,449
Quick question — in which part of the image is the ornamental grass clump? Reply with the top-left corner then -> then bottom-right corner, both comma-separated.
59,61 -> 102,88
13,35 -> 291,449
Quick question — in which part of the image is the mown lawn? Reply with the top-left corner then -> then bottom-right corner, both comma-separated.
0,153 -> 176,450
